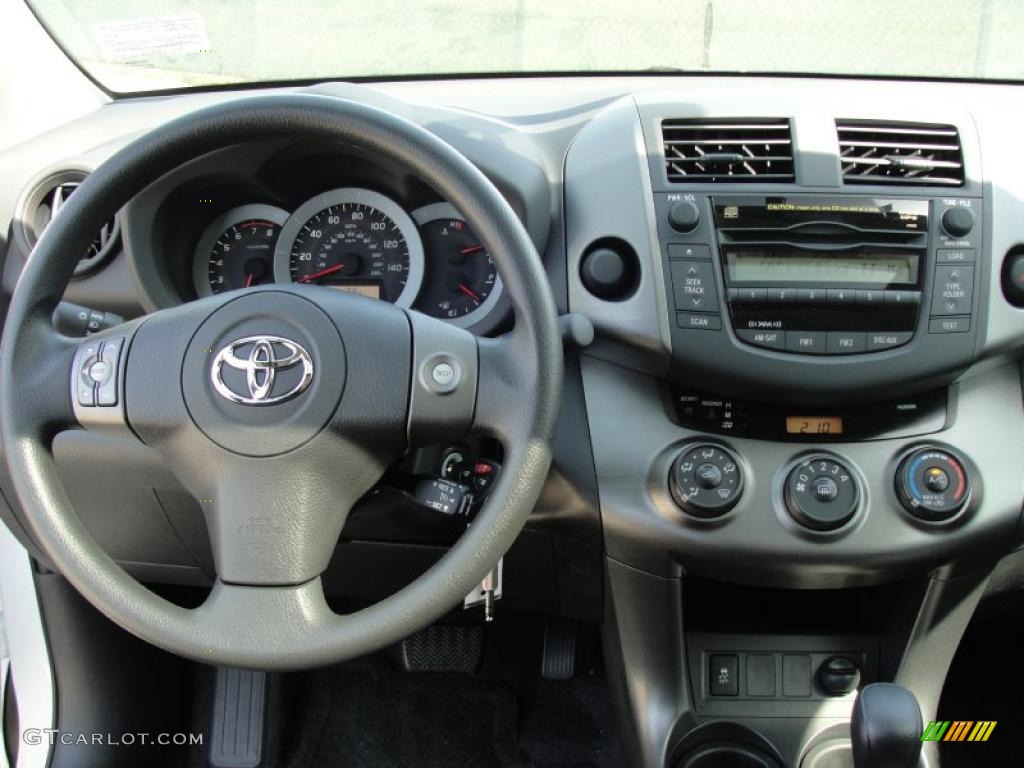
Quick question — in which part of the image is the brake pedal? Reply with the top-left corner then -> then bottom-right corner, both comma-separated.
542,617 -> 577,680
398,624 -> 483,674
209,668 -> 266,768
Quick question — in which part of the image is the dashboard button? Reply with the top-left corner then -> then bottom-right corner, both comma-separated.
668,243 -> 711,260
826,332 -> 866,354
930,265 -> 974,316
797,288 -> 827,303
866,331 -> 913,351
885,290 -> 920,306
936,248 -> 976,264
785,331 -> 826,354
670,260 -> 719,312
736,328 -> 785,350
729,287 -> 767,303
677,312 -> 721,331
766,287 -> 797,303
928,316 -> 971,334
709,654 -> 739,696
856,290 -> 884,306
827,288 -> 856,304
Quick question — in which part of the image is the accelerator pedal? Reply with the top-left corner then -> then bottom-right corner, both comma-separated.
541,617 -> 577,680
209,668 -> 266,768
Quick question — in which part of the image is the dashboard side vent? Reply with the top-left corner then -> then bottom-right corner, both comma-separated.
662,118 -> 795,183
837,120 -> 965,186
18,171 -> 120,275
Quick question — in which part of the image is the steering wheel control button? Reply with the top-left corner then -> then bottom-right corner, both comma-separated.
669,444 -> 743,518
422,355 -> 461,395
895,447 -> 970,521
785,456 -> 859,531
73,337 -> 124,408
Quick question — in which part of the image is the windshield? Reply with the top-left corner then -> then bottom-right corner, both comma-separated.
28,0 -> 1024,94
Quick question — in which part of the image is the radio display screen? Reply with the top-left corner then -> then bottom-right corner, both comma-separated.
724,250 -> 918,286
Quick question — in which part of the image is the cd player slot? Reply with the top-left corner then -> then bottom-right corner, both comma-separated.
718,229 -> 925,247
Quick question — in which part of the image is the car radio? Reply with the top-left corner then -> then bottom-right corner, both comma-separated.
652,192 -> 982,402
715,196 -> 928,354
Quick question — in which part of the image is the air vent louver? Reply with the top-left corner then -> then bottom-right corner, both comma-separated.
837,120 -> 965,186
19,171 -> 119,274
662,118 -> 795,183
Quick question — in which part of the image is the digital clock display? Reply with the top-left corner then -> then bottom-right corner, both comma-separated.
785,416 -> 844,435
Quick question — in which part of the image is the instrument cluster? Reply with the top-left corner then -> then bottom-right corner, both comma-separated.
192,187 -> 501,327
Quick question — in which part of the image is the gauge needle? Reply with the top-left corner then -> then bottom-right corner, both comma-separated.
245,273 -> 254,288
297,263 -> 344,283
460,244 -> 485,256
458,283 -> 481,302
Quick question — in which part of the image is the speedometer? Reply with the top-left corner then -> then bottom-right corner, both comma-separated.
274,188 -> 423,306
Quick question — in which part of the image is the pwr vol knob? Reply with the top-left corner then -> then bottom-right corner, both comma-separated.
895,447 -> 971,521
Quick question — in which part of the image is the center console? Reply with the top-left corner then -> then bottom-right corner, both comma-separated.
564,91 -> 1024,768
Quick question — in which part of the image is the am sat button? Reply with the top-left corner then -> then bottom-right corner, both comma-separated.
736,328 -> 785,350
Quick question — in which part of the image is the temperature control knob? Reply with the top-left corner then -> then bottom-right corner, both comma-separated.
669,444 -> 743,518
785,455 -> 859,531
895,447 -> 970,521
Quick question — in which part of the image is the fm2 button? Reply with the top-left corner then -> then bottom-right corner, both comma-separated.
669,443 -> 744,518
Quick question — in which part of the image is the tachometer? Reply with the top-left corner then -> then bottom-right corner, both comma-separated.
274,188 -> 423,306
193,204 -> 288,297
412,203 -> 502,326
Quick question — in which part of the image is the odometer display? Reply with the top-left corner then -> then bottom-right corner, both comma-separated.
275,189 -> 424,306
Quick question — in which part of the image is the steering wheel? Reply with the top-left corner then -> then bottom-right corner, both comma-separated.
0,95 -> 562,669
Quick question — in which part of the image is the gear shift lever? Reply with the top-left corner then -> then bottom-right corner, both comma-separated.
851,683 -> 923,768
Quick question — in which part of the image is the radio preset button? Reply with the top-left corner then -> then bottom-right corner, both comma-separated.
885,290 -> 921,306
930,264 -> 974,316
670,260 -> 719,312
856,290 -> 884,305
797,288 -> 827,303
826,332 -> 867,354
766,287 -> 798,303
736,328 -> 785,350
729,287 -> 767,303
785,331 -> 827,354
826,288 -> 856,303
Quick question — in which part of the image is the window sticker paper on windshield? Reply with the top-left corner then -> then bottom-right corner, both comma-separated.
92,14 -> 210,63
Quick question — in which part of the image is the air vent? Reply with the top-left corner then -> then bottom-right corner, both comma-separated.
837,120 -> 965,186
18,170 -> 120,275
662,118 -> 795,183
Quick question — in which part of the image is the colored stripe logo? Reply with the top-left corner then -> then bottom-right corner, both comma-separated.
921,721 -> 996,742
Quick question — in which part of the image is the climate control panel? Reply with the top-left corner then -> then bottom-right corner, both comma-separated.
895,447 -> 971,521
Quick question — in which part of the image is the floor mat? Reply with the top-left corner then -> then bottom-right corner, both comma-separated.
281,622 -> 625,768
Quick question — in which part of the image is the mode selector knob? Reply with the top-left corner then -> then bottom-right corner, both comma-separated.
668,200 -> 701,233
942,207 -> 975,238
669,443 -> 743,518
785,455 -> 859,531
895,447 -> 971,521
